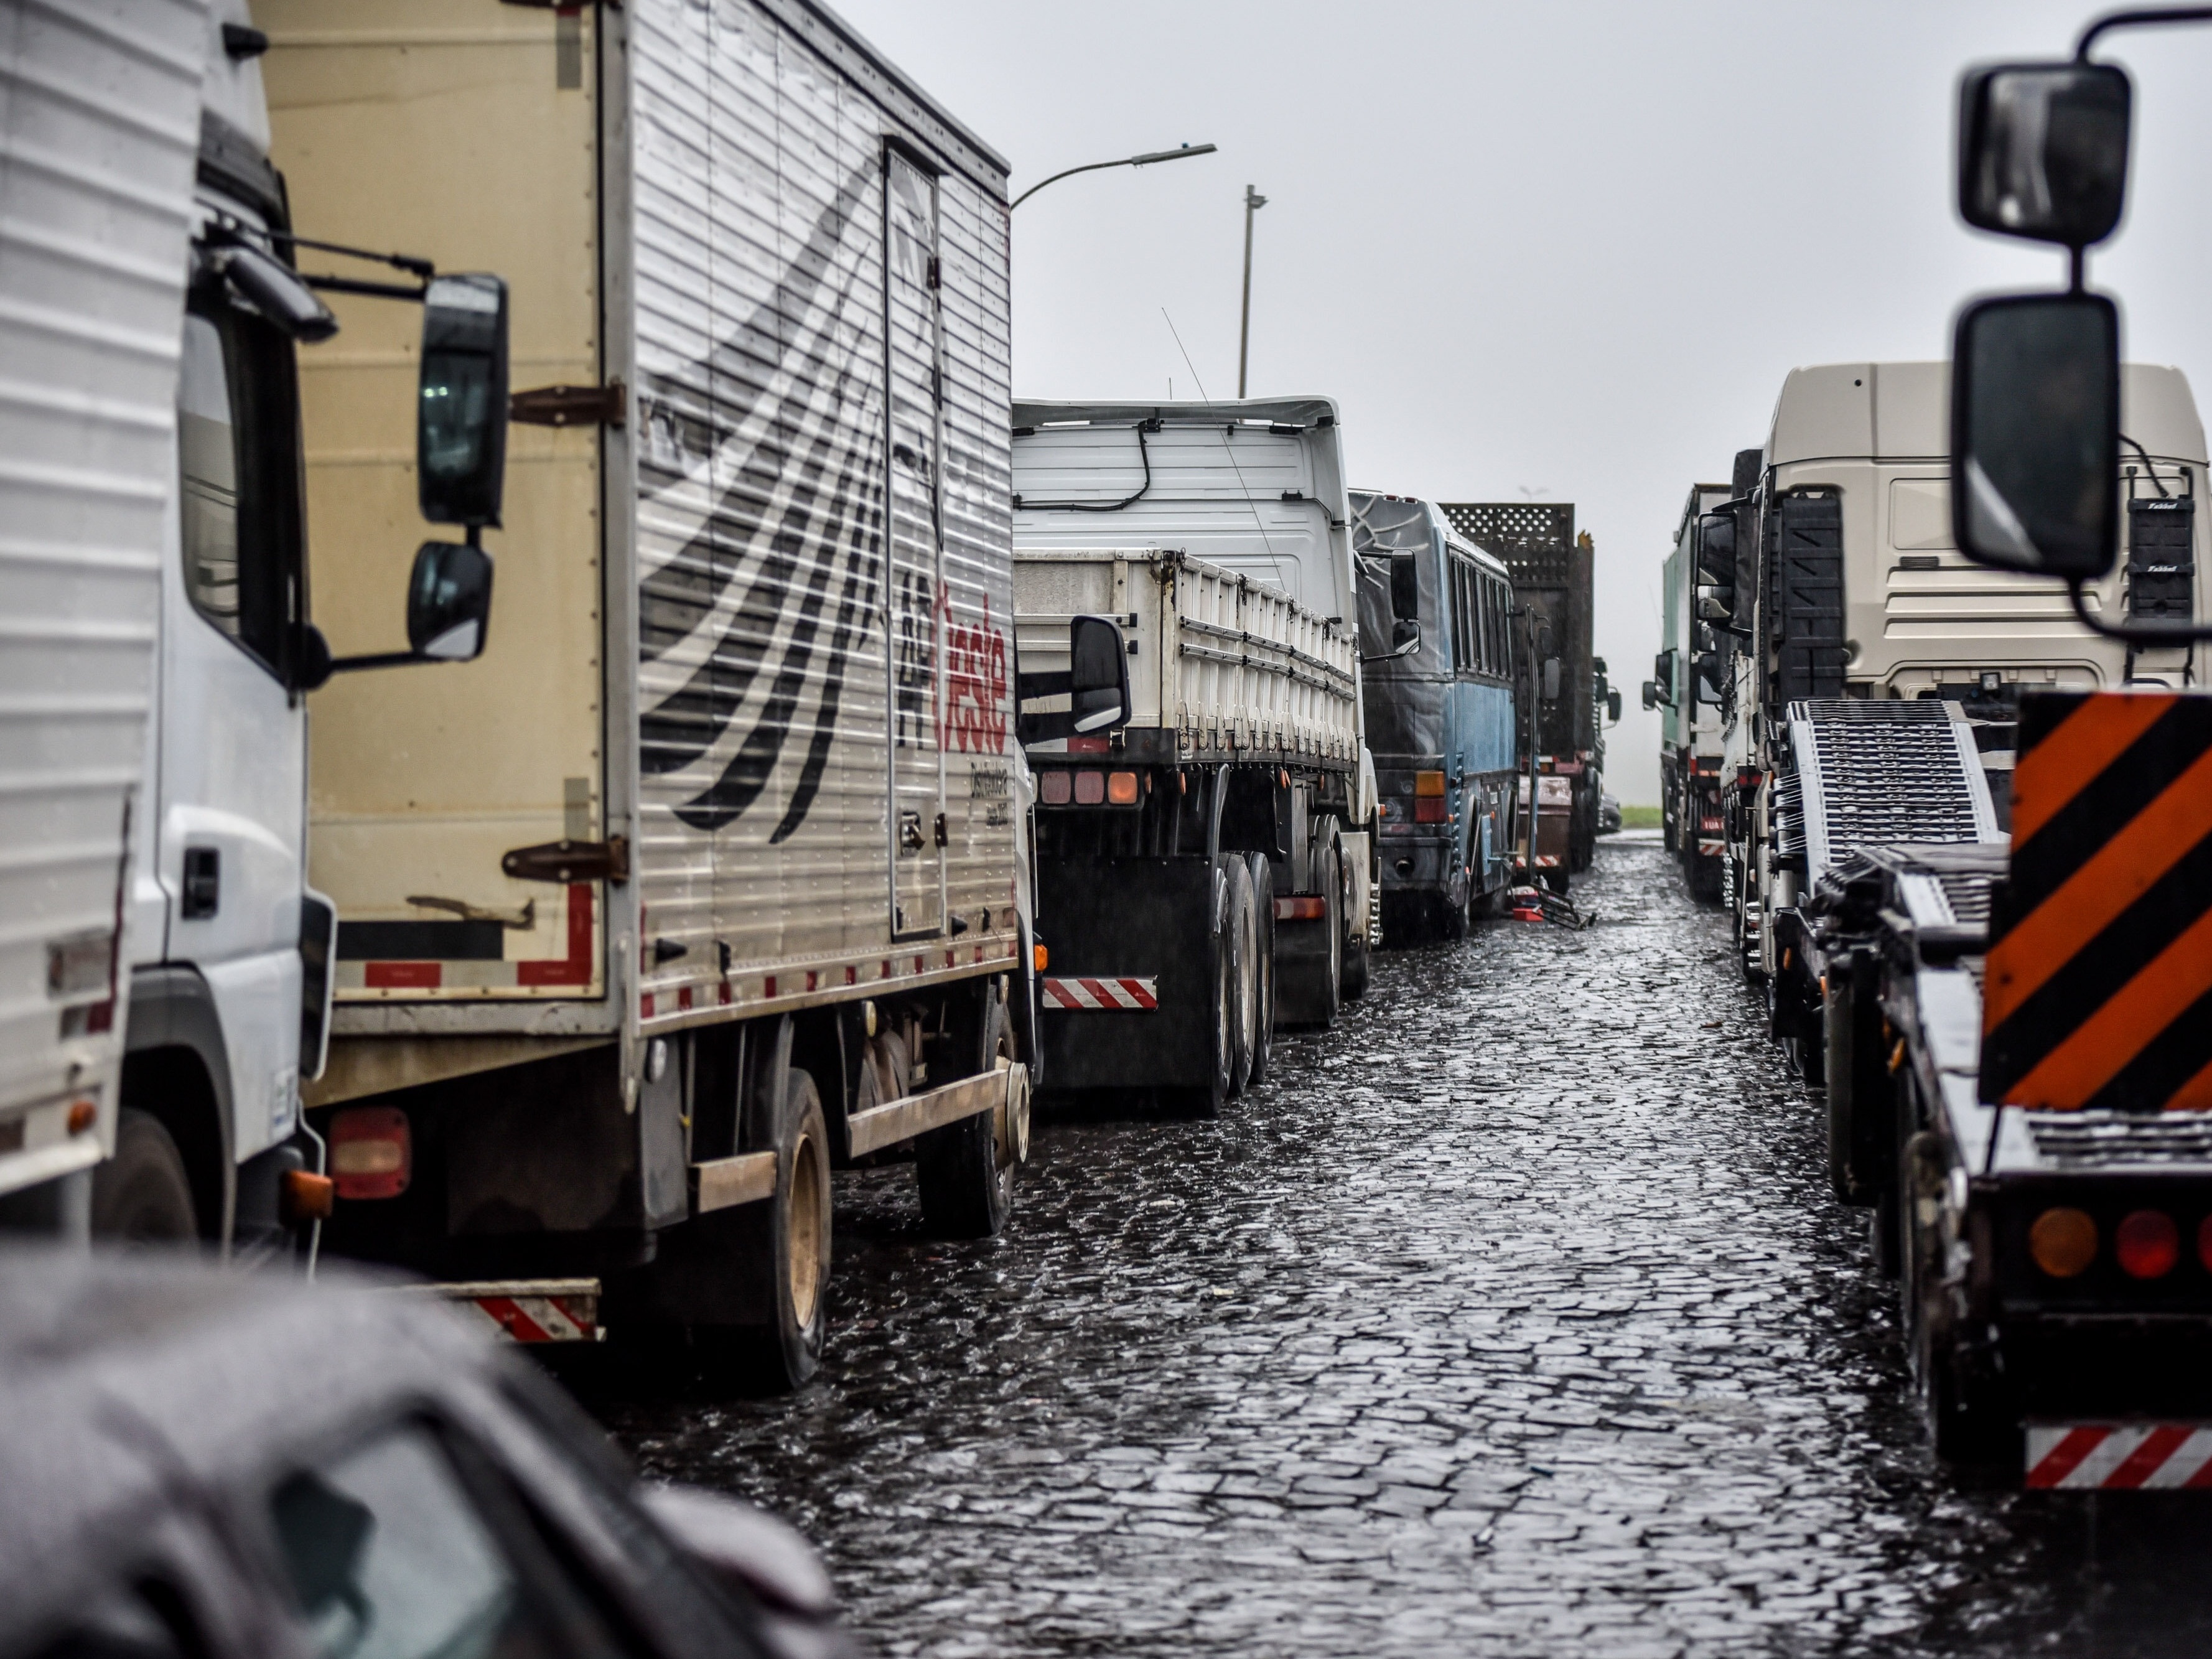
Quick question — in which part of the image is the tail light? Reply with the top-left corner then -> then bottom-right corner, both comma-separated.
2029,1207 -> 2097,1278
331,1106 -> 411,1200
1106,770 -> 1139,805
1414,770 -> 1445,797
1073,770 -> 1105,805
2116,1210 -> 2179,1279
1414,771 -> 1446,823
1039,770 -> 1071,805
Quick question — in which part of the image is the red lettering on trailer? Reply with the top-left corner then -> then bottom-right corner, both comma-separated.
938,589 -> 1009,755
366,961 -> 442,989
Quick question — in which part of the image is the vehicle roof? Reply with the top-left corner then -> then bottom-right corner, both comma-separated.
1770,361 -> 2208,467
1348,488 -> 1511,579
0,1248 -> 501,1642
1014,397 -> 1340,431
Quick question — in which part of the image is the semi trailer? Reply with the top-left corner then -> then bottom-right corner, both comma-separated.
0,0 -> 509,1258
1439,503 -> 1608,886
1350,492 -> 1520,942
1646,479 -> 1736,902
1702,362 -> 2203,1074
1010,400 -> 1374,1113
262,0 -> 1032,1385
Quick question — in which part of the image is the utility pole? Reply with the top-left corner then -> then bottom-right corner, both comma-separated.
1238,184 -> 1267,398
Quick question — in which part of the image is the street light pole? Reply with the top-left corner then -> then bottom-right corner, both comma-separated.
1238,184 -> 1267,398
1009,142 -> 1217,210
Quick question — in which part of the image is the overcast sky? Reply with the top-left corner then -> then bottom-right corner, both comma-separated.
836,0 -> 2212,803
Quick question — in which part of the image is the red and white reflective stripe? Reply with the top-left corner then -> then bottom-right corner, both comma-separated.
1042,976 -> 1159,1011
1697,838 -> 1724,855
436,1280 -> 601,1344
2026,1424 -> 2212,1488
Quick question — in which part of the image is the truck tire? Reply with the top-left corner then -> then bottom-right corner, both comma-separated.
90,1110 -> 197,1243
761,1068 -> 832,1386
1244,852 -> 1276,1086
917,992 -> 1015,1238
1340,823 -> 1373,998
1315,841 -> 1343,1026
1901,1131 -> 2014,1466
1225,854 -> 1257,1098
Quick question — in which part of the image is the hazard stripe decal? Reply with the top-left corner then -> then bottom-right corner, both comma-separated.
2027,1424 -> 2212,1488
1983,692 -> 2212,1110
1041,976 -> 1159,1011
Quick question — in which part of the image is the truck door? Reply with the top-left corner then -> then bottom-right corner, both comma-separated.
884,147 -> 946,938
161,296 -> 309,1164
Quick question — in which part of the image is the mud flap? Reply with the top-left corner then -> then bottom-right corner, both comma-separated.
1035,856 -> 1214,1090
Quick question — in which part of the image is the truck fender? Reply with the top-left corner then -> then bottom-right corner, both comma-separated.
121,965 -> 235,1243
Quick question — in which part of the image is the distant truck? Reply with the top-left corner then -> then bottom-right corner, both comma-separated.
0,0 -> 507,1256
1646,478 -> 1739,902
1011,400 -> 1374,1113
264,0 -> 1033,1386
1350,492 -> 1520,940
1439,504 -> 1613,887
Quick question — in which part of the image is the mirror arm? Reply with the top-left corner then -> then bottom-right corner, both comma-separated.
324,652 -> 426,676
302,272 -> 429,302
2065,576 -> 2212,645
2077,6 -> 2212,60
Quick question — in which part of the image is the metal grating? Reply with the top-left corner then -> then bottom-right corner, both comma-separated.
1439,503 -> 1576,586
2028,1112 -> 2212,1168
1786,699 -> 1996,880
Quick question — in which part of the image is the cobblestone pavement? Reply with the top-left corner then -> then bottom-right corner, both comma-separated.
582,834 -> 2212,1658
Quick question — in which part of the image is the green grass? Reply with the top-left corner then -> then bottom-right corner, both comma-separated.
1618,805 -> 1663,829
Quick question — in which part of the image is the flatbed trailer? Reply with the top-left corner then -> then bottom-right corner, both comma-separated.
1807,689 -> 2212,1479
1012,401 -> 1373,1113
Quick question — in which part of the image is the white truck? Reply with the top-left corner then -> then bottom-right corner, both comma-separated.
0,0 -> 506,1251
262,0 -> 1031,1385
1704,361 -> 2205,1070
1645,474 -> 1741,902
1010,400 -> 1374,1114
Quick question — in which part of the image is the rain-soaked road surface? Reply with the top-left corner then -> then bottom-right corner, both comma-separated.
578,833 -> 2212,1658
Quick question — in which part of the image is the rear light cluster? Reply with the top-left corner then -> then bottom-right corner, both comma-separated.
1038,769 -> 1141,807
1413,770 -> 1446,825
2029,1205 -> 2210,1281
331,1106 -> 411,1200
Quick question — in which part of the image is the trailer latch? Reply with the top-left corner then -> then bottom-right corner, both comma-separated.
511,380 -> 627,428
502,835 -> 629,884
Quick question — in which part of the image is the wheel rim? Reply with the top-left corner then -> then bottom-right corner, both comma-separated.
787,1131 -> 826,1327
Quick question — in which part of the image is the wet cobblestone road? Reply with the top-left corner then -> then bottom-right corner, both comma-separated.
582,835 -> 2212,1657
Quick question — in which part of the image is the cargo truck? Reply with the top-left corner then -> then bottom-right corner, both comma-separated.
1645,480 -> 1735,902
1701,360 -> 2202,1077
0,0 -> 508,1258
1439,504 -> 1610,886
1798,21 -> 2212,1477
262,0 -> 1032,1385
1010,400 -> 1374,1114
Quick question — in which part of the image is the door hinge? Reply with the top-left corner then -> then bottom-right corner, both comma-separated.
502,835 -> 629,884
511,379 -> 627,429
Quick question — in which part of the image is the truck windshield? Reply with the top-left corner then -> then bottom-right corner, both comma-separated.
1351,493 -> 1430,658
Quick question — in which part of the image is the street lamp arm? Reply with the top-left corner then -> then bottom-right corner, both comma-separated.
1010,143 -> 1217,210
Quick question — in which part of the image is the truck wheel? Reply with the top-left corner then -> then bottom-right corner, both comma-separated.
1901,1132 -> 2012,1465
90,1110 -> 197,1243
761,1068 -> 831,1386
1224,854 -> 1257,1098
1244,852 -> 1276,1085
917,993 -> 1015,1238
1824,978 -> 1859,1205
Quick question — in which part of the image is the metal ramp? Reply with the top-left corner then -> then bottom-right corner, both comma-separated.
1776,700 -> 2002,886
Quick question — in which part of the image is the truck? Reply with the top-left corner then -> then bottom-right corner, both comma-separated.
1645,478 -> 1738,902
1704,362 -> 2202,1075
0,0 -> 510,1255
1349,491 -> 1521,941
1438,504 -> 1612,887
260,0 -> 1032,1385
1010,400 -> 1374,1114
1792,29 -> 2212,1477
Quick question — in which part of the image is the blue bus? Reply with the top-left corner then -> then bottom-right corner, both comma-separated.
1351,491 -> 1520,940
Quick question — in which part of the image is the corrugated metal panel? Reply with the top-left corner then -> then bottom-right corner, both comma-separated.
630,0 -> 1017,1025
0,0 -> 205,1186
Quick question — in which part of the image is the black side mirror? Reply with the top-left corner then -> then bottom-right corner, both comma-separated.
1651,647 -> 1675,687
1640,681 -> 1660,711
1390,617 -> 1421,654
1607,687 -> 1623,723
408,541 -> 495,660
1951,291 -> 2119,576
1389,552 -> 1420,620
1068,614 -> 1131,734
1696,650 -> 1721,691
1958,62 -> 2130,248
1695,512 -> 1735,582
418,274 -> 510,528
1541,657 -> 1562,703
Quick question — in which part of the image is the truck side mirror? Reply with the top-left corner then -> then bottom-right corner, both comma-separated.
1950,290 -> 2119,577
418,274 -> 510,528
1958,62 -> 2130,248
1607,687 -> 1623,723
1541,657 -> 1561,703
1389,552 -> 1420,620
1695,584 -> 1734,621
408,541 -> 495,661
1651,647 -> 1675,687
1640,681 -> 1660,711
1068,614 -> 1131,733
1695,512 -> 1735,582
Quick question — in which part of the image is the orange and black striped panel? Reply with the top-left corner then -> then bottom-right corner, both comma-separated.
1981,691 -> 2212,1111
